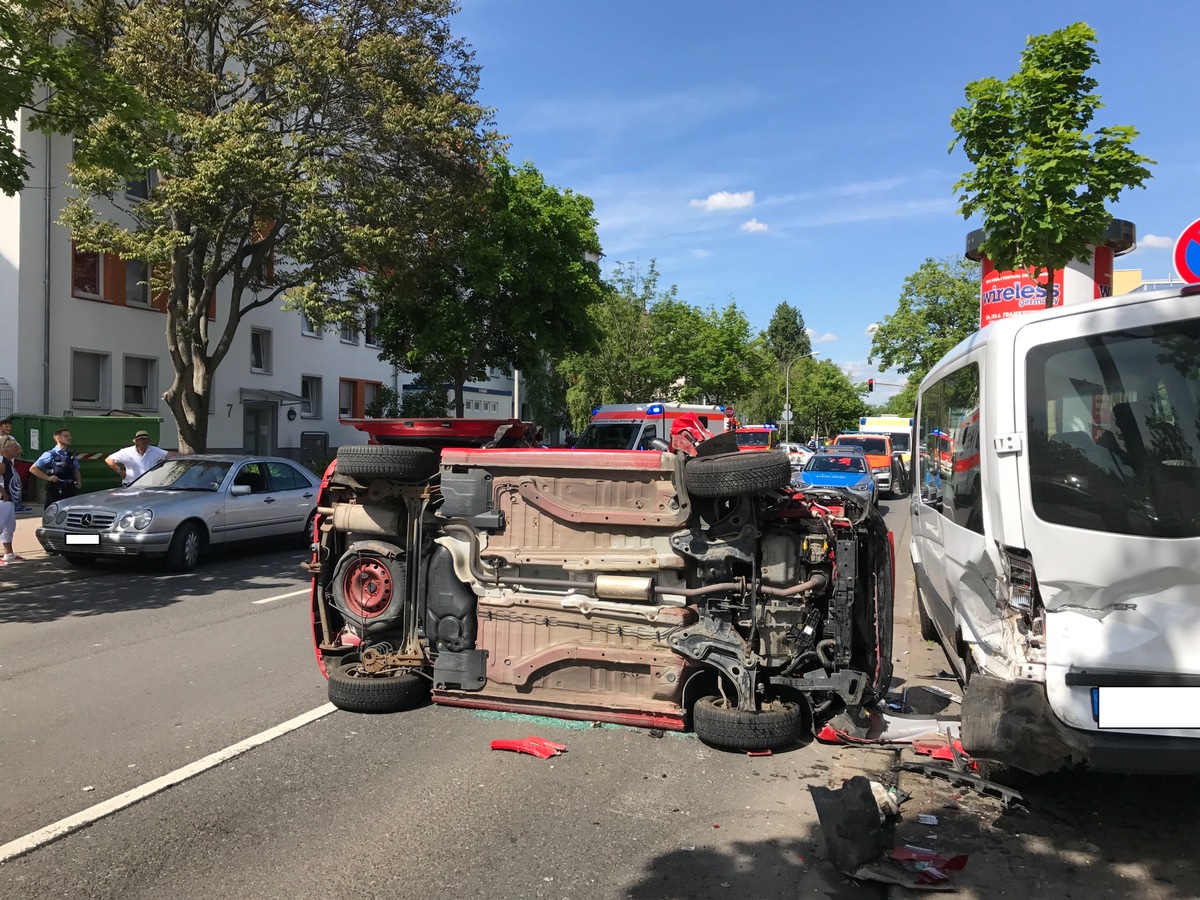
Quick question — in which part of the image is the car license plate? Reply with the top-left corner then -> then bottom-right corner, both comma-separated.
65,534 -> 100,545
1097,687 -> 1200,729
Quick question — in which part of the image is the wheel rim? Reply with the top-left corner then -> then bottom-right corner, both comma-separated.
183,528 -> 200,567
339,556 -> 395,619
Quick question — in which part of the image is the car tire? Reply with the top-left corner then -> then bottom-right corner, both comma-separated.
166,522 -> 203,572
915,581 -> 939,642
300,509 -> 317,549
692,695 -> 802,752
327,658 -> 430,714
336,444 -> 439,482
685,450 -> 792,498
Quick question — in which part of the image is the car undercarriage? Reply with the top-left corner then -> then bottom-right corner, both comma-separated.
308,423 -> 893,752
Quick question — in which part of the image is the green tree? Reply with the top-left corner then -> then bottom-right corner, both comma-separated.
870,257 -> 981,382
371,157 -> 604,416
764,302 -> 812,364
792,359 -> 865,441
59,0 -> 496,451
559,261 -> 769,431
559,261 -> 676,426
1,0 -> 158,196
949,22 -> 1153,302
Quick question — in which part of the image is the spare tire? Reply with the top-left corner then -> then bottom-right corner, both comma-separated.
685,450 -> 791,497
692,696 -> 802,752
336,444 -> 439,481
327,658 -> 430,713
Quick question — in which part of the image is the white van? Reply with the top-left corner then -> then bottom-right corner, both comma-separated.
910,283 -> 1200,774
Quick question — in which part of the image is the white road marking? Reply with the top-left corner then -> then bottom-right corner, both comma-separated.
252,588 -> 310,605
0,702 -> 338,864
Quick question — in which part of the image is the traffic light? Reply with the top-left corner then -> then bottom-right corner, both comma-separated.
867,378 -> 874,392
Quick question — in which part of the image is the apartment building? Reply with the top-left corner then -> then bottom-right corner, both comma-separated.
0,119 -> 518,459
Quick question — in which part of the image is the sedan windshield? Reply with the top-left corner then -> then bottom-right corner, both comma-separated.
807,455 -> 866,474
137,459 -> 232,491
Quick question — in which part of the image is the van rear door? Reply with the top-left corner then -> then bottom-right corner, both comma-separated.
1015,301 -> 1200,741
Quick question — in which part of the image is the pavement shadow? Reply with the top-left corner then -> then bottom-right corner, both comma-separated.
626,823 -> 886,899
0,543 -> 311,624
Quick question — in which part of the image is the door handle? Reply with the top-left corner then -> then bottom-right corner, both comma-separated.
263,497 -> 276,503
303,493 -> 313,498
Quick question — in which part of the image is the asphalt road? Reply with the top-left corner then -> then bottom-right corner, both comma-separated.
1,541 -> 898,899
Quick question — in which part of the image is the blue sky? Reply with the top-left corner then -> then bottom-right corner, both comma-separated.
453,2 -> 1200,401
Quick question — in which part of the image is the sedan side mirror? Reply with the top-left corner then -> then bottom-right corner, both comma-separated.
230,484 -> 251,496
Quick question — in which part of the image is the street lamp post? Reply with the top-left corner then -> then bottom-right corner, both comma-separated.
783,352 -> 818,443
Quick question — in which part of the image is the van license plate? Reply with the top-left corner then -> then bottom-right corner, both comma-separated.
1097,687 -> 1200,729
66,534 -> 100,545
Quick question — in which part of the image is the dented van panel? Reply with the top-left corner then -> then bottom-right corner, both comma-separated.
914,285 -> 1200,774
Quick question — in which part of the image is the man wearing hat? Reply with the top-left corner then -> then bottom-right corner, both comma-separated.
105,430 -> 173,487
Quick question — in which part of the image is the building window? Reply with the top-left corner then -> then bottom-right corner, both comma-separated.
251,328 -> 272,373
301,375 -> 322,417
125,260 -> 150,307
123,355 -> 156,408
72,244 -> 103,299
364,309 -> 379,347
338,378 -> 382,418
340,322 -> 359,344
125,170 -> 151,200
300,312 -> 321,337
72,350 -> 110,408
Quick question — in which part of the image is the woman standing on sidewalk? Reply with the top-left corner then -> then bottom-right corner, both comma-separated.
0,434 -> 26,564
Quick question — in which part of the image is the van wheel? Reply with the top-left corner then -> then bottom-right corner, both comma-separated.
914,582 -> 939,642
327,658 -> 429,713
336,444 -> 439,482
686,451 -> 791,497
692,696 -> 802,751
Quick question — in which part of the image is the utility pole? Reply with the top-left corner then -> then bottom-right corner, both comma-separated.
783,352 -> 818,443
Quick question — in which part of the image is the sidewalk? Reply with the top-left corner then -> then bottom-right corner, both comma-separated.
0,503 -> 94,590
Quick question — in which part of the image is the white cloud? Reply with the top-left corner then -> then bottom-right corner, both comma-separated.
865,323 -> 880,336
811,332 -> 838,344
691,248 -> 712,258
740,218 -> 768,233
1140,234 -> 1175,249
690,190 -> 755,212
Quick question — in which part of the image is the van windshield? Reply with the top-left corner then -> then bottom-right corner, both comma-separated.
1027,317 -> 1200,538
736,431 -> 772,448
836,436 -> 889,455
575,423 -> 640,450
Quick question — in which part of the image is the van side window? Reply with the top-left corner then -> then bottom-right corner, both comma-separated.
637,425 -> 658,450
917,363 -> 982,533
1026,319 -> 1200,537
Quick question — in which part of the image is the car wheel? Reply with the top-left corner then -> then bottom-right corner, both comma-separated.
336,444 -> 439,482
692,695 -> 802,752
327,658 -> 430,713
685,450 -> 792,498
166,522 -> 203,572
300,509 -> 317,549
915,581 -> 939,642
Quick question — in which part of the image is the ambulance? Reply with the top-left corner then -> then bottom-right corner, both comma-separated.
575,402 -> 735,450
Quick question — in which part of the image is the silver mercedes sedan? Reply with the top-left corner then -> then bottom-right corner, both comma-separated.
36,455 -> 320,571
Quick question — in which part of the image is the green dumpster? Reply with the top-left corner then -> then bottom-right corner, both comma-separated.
11,414 -> 163,500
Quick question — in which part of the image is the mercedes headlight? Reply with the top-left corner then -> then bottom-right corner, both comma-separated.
872,466 -> 889,475
118,508 -> 154,530
43,504 -> 58,526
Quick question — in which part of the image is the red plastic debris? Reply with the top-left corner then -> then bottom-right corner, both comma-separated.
890,846 -> 969,871
489,736 -> 567,758
746,750 -> 773,757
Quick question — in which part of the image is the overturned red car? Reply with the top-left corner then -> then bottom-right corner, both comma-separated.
307,415 -> 893,751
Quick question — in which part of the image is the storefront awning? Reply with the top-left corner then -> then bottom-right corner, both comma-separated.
239,388 -> 305,406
